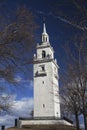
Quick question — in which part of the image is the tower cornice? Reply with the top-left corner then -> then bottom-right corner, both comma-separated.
36,43 -> 54,53
33,58 -> 59,68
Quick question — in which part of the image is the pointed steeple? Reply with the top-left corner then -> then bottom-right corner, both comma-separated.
42,23 -> 49,43
43,23 -> 47,34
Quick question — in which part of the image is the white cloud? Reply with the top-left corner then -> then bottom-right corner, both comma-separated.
0,115 -> 16,128
0,97 -> 34,130
12,97 -> 34,117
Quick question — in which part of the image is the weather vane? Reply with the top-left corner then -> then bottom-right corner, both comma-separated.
43,16 -> 46,23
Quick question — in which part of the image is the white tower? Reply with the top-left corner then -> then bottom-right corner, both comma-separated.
34,23 -> 61,118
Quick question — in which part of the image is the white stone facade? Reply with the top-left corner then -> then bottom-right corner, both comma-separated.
33,23 -> 61,118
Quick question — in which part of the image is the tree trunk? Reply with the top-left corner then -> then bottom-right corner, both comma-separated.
75,112 -> 80,130
83,113 -> 87,130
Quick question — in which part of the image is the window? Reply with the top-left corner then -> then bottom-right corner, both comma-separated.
46,37 -> 47,42
43,37 -> 45,42
42,81 -> 44,84
56,112 -> 58,116
42,66 -> 45,71
43,104 -> 45,108
39,65 -> 45,71
42,50 -> 46,58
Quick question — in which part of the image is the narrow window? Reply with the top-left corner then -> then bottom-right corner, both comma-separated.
42,81 -> 44,84
46,37 -> 47,42
43,104 -> 45,108
43,36 -> 45,42
42,66 -> 45,71
56,112 -> 58,116
42,50 -> 46,58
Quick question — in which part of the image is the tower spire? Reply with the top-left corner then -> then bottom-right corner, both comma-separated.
43,23 -> 47,34
42,22 -> 49,43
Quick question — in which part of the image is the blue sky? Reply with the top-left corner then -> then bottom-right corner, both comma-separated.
0,0 -> 86,129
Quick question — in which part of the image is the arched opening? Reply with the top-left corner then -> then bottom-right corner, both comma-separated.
42,50 -> 46,58
43,36 -> 45,42
46,37 -> 47,42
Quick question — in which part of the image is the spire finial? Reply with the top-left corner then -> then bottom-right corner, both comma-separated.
43,16 -> 46,23
43,17 -> 47,34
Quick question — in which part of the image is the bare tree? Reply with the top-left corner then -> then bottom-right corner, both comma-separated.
0,94 -> 13,113
61,80 -> 81,130
0,5 -> 37,113
51,0 -> 87,32
60,34 -> 87,130
49,1 -> 87,129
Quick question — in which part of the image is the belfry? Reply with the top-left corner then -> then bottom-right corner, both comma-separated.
34,23 -> 61,118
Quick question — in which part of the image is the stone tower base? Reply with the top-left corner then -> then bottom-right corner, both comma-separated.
18,117 -> 73,128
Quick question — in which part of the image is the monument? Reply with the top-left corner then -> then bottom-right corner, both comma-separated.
34,23 -> 61,118
18,23 -> 72,128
